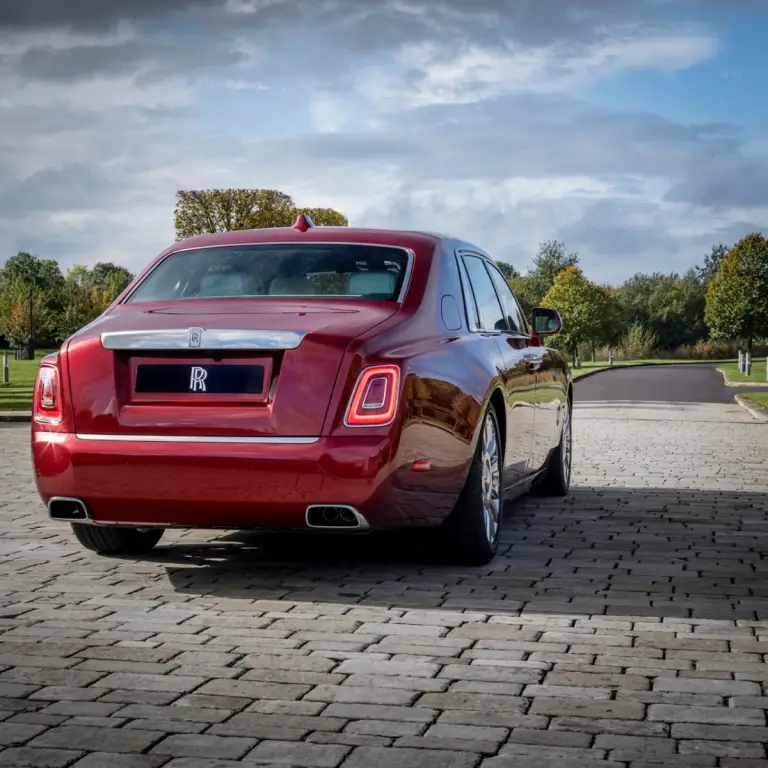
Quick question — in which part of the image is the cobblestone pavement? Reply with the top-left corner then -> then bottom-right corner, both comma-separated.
0,402 -> 767,768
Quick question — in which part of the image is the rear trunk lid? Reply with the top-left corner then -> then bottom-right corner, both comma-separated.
67,299 -> 398,437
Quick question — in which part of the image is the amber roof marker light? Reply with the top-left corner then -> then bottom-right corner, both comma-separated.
292,214 -> 315,232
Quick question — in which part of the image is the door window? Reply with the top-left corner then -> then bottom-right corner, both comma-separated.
462,255 -> 507,332
486,262 -> 529,334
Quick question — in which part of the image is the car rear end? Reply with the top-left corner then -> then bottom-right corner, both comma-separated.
32,232 -> 436,533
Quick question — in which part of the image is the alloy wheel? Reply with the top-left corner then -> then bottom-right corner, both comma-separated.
562,401 -> 572,486
480,412 -> 501,545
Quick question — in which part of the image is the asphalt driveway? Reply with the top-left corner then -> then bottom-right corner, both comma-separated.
576,363 -> 768,403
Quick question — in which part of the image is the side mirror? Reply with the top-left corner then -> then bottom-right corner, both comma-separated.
532,307 -> 562,335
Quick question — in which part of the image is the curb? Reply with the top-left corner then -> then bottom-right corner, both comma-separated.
0,412 -> 31,423
715,367 -> 768,388
734,395 -> 768,423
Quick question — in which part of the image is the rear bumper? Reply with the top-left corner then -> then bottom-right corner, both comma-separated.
32,432 -> 457,530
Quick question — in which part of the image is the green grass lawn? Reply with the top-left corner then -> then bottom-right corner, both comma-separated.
0,351 -> 52,411
716,359 -> 768,384
740,393 -> 768,414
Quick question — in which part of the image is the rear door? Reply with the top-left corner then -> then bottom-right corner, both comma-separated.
458,251 -> 536,487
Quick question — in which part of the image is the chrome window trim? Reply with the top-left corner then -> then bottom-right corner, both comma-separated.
454,252 -> 481,331
101,328 -> 307,352
75,433 -> 320,444
122,242 -> 415,305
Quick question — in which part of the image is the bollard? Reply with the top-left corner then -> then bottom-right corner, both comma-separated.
1,350 -> 8,384
766,356 -> 768,382
608,352 -> 614,366
745,352 -> 752,377
575,356 -> 581,369
738,350 -> 744,372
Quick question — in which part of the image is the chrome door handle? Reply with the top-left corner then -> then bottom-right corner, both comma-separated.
526,358 -> 543,371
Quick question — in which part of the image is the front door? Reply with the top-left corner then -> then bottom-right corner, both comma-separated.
458,252 -> 536,488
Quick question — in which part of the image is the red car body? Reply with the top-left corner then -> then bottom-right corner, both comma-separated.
31,219 -> 572,562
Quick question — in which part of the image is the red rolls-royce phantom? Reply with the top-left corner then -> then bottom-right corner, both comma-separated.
31,216 -> 572,565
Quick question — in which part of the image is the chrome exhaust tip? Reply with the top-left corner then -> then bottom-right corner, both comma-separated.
48,497 -> 90,522
305,505 -> 370,531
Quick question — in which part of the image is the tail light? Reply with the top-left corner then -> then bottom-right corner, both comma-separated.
34,365 -> 63,424
344,365 -> 400,427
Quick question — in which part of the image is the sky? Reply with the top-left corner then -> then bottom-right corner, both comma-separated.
1,0 -> 767,285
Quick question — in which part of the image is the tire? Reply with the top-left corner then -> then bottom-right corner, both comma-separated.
439,406 -> 503,565
71,524 -> 164,555
534,397 -> 572,497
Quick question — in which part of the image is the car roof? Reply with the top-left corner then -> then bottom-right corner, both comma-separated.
165,225 -> 471,255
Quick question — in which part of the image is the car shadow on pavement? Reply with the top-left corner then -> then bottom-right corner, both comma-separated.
148,486 -> 768,622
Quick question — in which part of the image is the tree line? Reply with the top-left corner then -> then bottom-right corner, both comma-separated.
1,188 -> 766,361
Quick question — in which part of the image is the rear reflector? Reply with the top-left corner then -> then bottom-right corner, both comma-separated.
344,365 -> 400,427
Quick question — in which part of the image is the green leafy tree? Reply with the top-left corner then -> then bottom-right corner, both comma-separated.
526,240 -> 580,303
509,274 -> 539,317
705,232 -> 768,354
647,270 -> 707,350
495,261 -> 519,281
0,252 -> 64,357
174,189 -> 348,239
0,276 -> 52,354
56,264 -> 135,342
88,262 -> 134,294
698,243 -> 729,284
540,266 -> 613,362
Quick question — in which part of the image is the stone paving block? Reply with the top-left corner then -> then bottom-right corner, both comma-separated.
0,724 -> 47,746
308,732 -> 390,748
654,677 -> 761,696
679,740 -> 767,758
648,704 -> 765,725
71,754 -> 168,767
151,734 -> 256,760
324,704 -> 436,723
345,720 -> 425,738
341,746 -> 479,768
28,726 -> 163,753
0,747 -> 84,767
245,740 -> 350,766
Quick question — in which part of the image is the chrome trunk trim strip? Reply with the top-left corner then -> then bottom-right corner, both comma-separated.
100,328 -> 307,351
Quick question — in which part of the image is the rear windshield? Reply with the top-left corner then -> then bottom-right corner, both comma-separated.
127,243 -> 410,303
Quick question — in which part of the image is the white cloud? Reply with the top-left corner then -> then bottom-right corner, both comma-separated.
353,28 -> 718,110
0,0 -> 764,284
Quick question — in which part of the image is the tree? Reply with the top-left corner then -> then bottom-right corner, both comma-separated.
705,232 -> 768,354
540,266 -> 614,362
55,264 -> 134,342
0,252 -> 64,296
509,274 -> 539,317
0,276 -> 52,355
173,189 -> 348,239
88,262 -> 133,294
527,240 -> 580,303
495,261 -> 519,281
698,243 -> 729,284
0,252 -> 64,357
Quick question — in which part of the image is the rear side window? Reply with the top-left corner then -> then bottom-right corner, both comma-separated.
462,255 -> 507,331
127,243 -> 410,303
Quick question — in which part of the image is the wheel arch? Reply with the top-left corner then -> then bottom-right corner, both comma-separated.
488,387 -> 507,461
